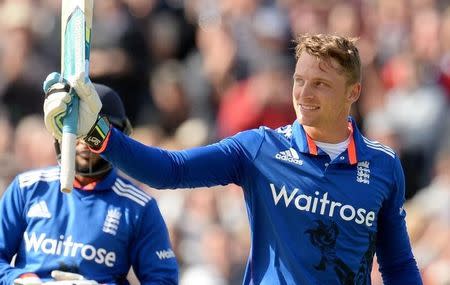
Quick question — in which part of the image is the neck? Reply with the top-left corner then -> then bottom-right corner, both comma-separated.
303,119 -> 350,143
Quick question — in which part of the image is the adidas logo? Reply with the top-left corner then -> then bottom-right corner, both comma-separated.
27,201 -> 51,218
275,148 -> 303,165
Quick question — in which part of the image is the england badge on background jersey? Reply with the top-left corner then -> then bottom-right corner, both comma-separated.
103,207 -> 122,235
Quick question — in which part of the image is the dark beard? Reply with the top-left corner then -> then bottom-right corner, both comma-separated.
75,154 -> 112,178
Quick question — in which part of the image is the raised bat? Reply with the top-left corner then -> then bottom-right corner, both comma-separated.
59,0 -> 94,193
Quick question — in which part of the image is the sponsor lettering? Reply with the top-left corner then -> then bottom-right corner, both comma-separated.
24,232 -> 116,267
275,153 -> 303,165
156,249 -> 176,260
270,184 -> 376,227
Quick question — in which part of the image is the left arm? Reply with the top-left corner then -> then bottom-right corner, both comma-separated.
130,199 -> 178,285
376,157 -> 422,285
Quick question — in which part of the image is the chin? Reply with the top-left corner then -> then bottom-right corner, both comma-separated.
76,165 -> 89,173
75,159 -> 89,168
296,115 -> 315,127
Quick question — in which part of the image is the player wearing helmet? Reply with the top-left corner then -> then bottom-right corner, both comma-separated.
52,83 -> 132,179
0,81 -> 178,285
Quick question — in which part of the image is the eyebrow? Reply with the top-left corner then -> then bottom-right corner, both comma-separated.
293,74 -> 333,84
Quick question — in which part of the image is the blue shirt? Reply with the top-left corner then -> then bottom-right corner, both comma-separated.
102,117 -> 422,285
0,167 -> 178,285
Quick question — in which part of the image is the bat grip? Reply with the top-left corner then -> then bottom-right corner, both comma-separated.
60,94 -> 79,193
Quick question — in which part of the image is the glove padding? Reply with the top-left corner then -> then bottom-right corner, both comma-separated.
43,270 -> 98,285
13,274 -> 42,285
43,72 -> 102,141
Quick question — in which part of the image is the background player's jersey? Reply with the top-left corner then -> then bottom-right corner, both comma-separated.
102,117 -> 422,285
0,168 -> 178,285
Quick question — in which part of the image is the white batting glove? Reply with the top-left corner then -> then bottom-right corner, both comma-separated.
44,270 -> 98,285
43,282 -> 98,285
13,273 -> 43,285
43,72 -> 102,141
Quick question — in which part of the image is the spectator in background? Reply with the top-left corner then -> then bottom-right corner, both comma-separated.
0,153 -> 21,197
0,110 -> 13,156
0,111 -> 21,195
219,0 -> 291,80
438,6 -> 450,101
410,7 -> 441,84
0,1 -> 53,126
372,0 -> 410,65
142,60 -> 190,135
285,2 -> 326,37
13,115 -> 55,169
89,0 -> 149,125
327,2 -> 360,37
216,54 -> 295,138
405,129 -> 450,284
379,53 -> 448,198
180,225 -> 242,285
183,23 -> 237,134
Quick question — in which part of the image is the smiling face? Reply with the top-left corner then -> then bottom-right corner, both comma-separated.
292,52 -> 361,142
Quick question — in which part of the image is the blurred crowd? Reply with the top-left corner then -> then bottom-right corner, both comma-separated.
0,0 -> 449,284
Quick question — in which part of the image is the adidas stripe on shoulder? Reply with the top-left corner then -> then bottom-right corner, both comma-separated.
19,168 -> 60,189
363,137 -> 395,158
112,178 -> 152,206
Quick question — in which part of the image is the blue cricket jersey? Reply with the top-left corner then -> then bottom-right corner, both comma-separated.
101,117 -> 422,285
0,168 -> 178,285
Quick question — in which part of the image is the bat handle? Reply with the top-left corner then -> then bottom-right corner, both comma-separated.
60,94 -> 79,193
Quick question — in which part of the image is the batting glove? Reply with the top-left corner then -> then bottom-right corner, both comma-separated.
13,273 -> 43,285
44,270 -> 98,285
43,72 -> 102,141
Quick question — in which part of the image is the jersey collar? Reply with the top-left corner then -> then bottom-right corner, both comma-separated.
292,117 -> 370,165
73,168 -> 118,191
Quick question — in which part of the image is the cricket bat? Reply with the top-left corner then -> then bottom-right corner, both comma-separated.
60,0 -> 94,193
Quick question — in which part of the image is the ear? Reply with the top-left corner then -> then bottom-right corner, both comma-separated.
347,83 -> 361,103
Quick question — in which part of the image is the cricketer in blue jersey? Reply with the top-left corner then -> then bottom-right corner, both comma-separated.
0,84 -> 178,285
43,34 -> 423,284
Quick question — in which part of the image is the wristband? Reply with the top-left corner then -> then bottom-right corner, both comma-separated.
84,116 -> 111,150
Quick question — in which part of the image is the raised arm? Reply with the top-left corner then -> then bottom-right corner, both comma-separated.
43,73 -> 264,191
99,127 -> 263,190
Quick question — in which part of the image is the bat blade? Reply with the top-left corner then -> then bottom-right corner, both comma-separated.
60,0 -> 93,193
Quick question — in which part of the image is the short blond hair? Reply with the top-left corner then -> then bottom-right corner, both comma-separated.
294,34 -> 361,85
